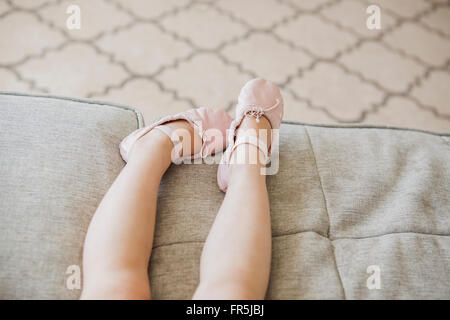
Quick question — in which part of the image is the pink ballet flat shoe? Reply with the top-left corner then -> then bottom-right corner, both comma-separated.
120,107 -> 232,163
217,78 -> 284,192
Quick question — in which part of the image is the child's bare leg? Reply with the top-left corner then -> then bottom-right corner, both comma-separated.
81,121 -> 199,299
194,116 -> 272,299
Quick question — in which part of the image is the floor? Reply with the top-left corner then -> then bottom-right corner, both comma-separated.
0,0 -> 449,133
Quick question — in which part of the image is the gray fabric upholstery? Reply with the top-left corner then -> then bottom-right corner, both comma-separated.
0,93 -> 142,299
0,92 -> 449,299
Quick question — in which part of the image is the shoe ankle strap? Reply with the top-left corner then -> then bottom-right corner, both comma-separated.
228,135 -> 269,165
154,125 -> 183,162
155,125 -> 180,145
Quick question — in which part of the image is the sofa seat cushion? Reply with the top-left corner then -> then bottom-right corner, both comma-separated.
0,92 -> 449,299
150,123 -> 450,299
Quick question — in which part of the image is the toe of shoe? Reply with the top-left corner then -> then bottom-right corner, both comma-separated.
238,78 -> 282,107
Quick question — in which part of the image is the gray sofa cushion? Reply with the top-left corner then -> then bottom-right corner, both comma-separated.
0,92 -> 449,299
0,93 -> 142,299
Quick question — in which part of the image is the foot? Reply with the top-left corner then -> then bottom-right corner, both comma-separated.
217,78 -> 283,192
129,120 -> 203,165
120,107 -> 232,163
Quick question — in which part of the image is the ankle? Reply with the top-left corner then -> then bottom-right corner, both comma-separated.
228,163 -> 266,188
229,143 -> 267,166
236,116 -> 272,150
228,144 -> 266,183
128,129 -> 173,166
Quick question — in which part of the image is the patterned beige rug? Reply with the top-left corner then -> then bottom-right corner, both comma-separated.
1,0 -> 449,132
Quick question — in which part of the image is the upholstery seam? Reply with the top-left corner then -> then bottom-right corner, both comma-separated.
283,120 -> 450,137
303,127 -> 331,238
303,126 -> 347,300
153,230 -> 450,249
331,231 -> 450,240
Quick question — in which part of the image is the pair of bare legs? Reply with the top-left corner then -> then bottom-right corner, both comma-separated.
81,115 -> 272,299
